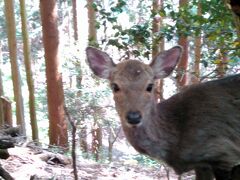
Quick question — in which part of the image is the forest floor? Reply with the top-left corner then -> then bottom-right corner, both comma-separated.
0,145 -> 196,180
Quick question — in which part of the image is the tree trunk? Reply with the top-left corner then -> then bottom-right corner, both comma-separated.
0,42 -> 4,126
87,0 -> 101,160
152,0 -> 162,59
19,0 -> 39,141
155,80 -> 164,101
0,165 -> 14,180
77,75 -> 88,155
79,117 -> 88,154
40,0 -> 68,148
229,0 -> 240,17
224,0 -> 240,37
193,1 -> 202,83
91,111 -> 102,161
4,0 -> 25,134
152,0 -> 165,101
1,97 -> 12,126
177,35 -> 189,88
87,0 -> 97,46
108,127 -> 120,162
216,51 -> 228,78
177,0 -> 189,89
72,0 -> 78,42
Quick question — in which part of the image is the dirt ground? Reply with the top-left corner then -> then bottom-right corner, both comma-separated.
0,146 -> 195,180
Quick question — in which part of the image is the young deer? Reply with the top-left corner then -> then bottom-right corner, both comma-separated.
86,46 -> 240,180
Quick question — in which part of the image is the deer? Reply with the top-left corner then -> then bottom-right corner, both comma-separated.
86,46 -> 240,180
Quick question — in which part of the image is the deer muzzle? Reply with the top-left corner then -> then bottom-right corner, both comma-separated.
126,111 -> 142,125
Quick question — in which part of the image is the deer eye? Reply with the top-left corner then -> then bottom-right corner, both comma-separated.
111,83 -> 120,93
146,83 -> 154,92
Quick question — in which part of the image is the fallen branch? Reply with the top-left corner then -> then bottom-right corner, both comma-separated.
0,164 -> 14,180
0,137 -> 14,149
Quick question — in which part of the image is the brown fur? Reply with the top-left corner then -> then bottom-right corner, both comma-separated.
86,46 -> 240,180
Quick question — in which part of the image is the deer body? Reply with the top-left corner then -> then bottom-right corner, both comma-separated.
86,46 -> 240,180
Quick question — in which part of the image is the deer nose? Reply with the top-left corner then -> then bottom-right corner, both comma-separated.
126,111 -> 142,125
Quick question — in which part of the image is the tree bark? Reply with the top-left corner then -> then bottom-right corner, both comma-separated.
91,120 -> 102,161
79,119 -> 88,154
4,0 -> 25,135
1,97 -> 12,126
216,50 -> 228,78
224,0 -> 240,37
87,0 -> 97,46
72,0 -> 78,41
87,0 -> 102,160
152,0 -> 163,59
73,63 -> 88,154
19,0 -> 39,141
177,34 -> 189,88
193,1 -> 202,83
152,0 -> 165,101
40,0 -> 68,148
177,0 -> 189,89
108,127 -> 120,162
0,42 -> 4,126
0,165 -> 14,180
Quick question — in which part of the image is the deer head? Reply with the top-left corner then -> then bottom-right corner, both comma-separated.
86,46 -> 182,128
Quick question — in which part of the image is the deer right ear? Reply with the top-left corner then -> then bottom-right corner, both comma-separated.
86,47 -> 115,79
150,46 -> 182,79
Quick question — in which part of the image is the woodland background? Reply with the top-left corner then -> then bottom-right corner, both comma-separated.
0,0 -> 239,179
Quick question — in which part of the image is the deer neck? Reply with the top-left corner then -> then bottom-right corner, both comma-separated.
121,101 -> 174,160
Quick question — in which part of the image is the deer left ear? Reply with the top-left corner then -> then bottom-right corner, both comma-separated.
150,46 -> 182,79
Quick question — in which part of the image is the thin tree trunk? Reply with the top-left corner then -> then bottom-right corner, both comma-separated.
193,1 -> 202,83
72,0 -> 78,41
152,0 -> 160,59
87,0 -> 101,160
79,117 -> 88,154
0,42 -> 4,126
4,0 -> 25,134
91,118 -> 102,161
177,36 -> 189,88
224,0 -> 240,37
216,51 -> 228,78
108,127 -> 120,162
177,0 -> 189,89
19,0 -> 39,141
64,107 -> 78,180
0,165 -> 14,180
77,74 -> 88,155
40,0 -> 68,148
233,14 -> 240,37
1,97 -> 12,126
152,0 -> 165,101
152,0 -> 164,58
87,0 -> 97,46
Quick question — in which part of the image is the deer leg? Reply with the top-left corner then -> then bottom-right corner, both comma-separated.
213,168 -> 231,180
195,167 -> 214,180
231,165 -> 240,180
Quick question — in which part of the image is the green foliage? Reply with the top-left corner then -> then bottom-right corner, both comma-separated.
94,0 -> 152,60
161,0 -> 239,71
61,43 -> 118,125
132,154 -> 159,168
0,2 -> 7,40
94,0 -> 239,73
109,23 -> 151,59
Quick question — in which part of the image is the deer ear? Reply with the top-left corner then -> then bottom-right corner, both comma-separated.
150,46 -> 182,79
86,47 -> 115,79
